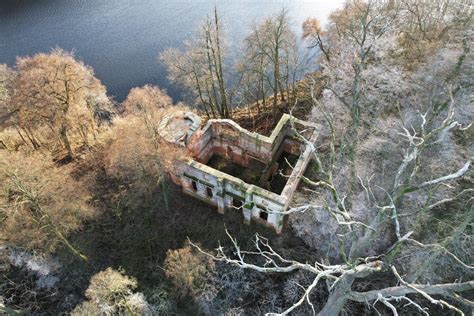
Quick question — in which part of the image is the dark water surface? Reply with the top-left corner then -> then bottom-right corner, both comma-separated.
1,0 -> 341,101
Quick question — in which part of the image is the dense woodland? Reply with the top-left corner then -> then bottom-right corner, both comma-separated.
0,0 -> 473,315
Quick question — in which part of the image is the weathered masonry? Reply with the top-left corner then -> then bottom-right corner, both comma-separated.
159,111 -> 317,233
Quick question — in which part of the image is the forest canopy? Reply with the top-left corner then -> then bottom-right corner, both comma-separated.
0,1 -> 472,315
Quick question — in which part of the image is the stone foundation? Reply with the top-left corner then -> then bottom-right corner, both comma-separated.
160,111 -> 317,233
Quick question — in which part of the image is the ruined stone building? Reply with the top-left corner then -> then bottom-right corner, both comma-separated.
158,111 -> 317,233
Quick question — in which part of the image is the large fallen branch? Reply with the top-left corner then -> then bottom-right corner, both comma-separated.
349,280 -> 473,305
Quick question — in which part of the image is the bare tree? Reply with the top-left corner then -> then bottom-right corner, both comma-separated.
243,9 -> 298,119
302,18 -> 331,63
397,0 -> 472,66
324,0 -> 398,128
122,84 -> 172,115
235,47 -> 268,114
164,242 -> 215,300
160,7 -> 230,118
122,84 -> 173,139
10,49 -> 107,158
192,89 -> 473,314
0,151 -> 94,260
190,1 -> 473,313
104,105 -> 190,210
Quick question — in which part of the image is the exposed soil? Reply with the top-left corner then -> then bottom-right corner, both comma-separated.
230,74 -> 325,135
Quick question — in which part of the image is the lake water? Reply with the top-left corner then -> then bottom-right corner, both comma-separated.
0,0 -> 342,101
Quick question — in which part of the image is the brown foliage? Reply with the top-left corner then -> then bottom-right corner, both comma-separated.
0,151 -> 94,257
103,117 -> 166,190
122,84 -> 172,115
303,18 -> 331,63
0,64 -> 16,112
10,49 -> 107,157
164,243 -> 215,299
98,104 -> 190,213
104,111 -> 188,188
396,0 -> 471,67
71,267 -> 150,315
302,18 -> 323,39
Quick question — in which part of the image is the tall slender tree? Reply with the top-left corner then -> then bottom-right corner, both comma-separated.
161,7 -> 230,118
242,9 -> 298,119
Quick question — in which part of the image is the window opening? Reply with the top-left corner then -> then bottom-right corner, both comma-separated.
257,204 -> 268,221
206,187 -> 213,198
232,198 -> 243,208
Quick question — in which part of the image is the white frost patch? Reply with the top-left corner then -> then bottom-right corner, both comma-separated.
127,292 -> 151,313
8,249 -> 61,289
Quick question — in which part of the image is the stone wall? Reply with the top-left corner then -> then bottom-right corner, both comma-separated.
174,159 -> 287,232
168,113 -> 318,233
189,116 -> 295,166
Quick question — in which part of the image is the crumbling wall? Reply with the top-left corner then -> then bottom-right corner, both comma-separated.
188,123 -> 213,161
173,159 -> 287,233
189,117 -> 294,170
168,114 -> 318,233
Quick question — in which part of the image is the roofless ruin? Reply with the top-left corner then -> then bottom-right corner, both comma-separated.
159,111 -> 317,233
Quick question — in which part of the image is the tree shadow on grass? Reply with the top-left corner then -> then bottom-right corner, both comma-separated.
51,174 -> 315,314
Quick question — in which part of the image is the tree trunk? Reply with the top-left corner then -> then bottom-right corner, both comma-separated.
260,55 -> 266,109
351,62 -> 362,126
193,70 -> 214,118
318,275 -> 355,316
78,125 -> 89,147
273,52 -> 279,120
213,7 -> 229,118
0,139 -> 10,151
278,71 -> 286,102
15,126 -> 30,149
262,79 -> 267,108
204,81 -> 218,118
204,26 -> 221,118
60,125 -> 73,158
55,228 -> 88,261
24,127 -> 40,150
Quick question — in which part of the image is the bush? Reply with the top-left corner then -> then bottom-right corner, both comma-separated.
72,267 -> 151,315
164,243 -> 215,299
